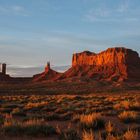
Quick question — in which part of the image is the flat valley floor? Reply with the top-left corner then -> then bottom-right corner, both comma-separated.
0,92 -> 140,140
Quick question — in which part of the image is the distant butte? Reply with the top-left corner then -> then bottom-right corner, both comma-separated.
33,62 -> 61,82
0,63 -> 10,81
57,47 -> 140,82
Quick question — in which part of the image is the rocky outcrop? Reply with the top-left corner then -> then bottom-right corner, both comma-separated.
32,47 -> 140,82
0,73 -> 11,81
33,63 -> 61,82
60,47 -> 140,81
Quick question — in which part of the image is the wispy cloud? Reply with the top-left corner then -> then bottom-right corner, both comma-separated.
0,31 -> 111,67
84,0 -> 139,22
0,5 -> 29,16
84,7 -> 110,22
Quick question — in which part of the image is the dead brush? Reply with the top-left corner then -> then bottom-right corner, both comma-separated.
106,134 -> 120,140
58,128 -> 80,140
72,114 -> 80,122
123,129 -> 139,140
118,111 -> 138,123
121,100 -> 130,110
113,100 -> 131,110
105,121 -> 114,134
23,118 -> 44,126
24,101 -> 48,109
2,117 -> 23,136
78,113 -> 105,130
82,130 -> 95,140
131,101 -> 140,111
2,118 -> 56,136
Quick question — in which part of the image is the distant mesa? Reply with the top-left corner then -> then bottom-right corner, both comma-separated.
58,47 -> 140,82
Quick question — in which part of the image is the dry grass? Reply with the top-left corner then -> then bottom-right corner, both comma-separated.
131,101 -> 140,111
113,99 -> 140,111
0,93 -> 139,139
79,113 -> 105,130
105,121 -> 114,134
106,134 -> 120,140
24,101 -> 48,109
11,108 -> 26,116
2,118 -> 56,136
82,130 -> 94,140
113,100 -> 131,110
58,129 -> 80,140
123,129 -> 139,140
118,111 -> 138,123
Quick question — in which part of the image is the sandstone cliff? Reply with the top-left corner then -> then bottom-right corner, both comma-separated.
32,47 -> 140,82
60,47 -> 140,81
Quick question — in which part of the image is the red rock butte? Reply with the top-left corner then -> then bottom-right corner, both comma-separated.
59,47 -> 140,81
33,62 -> 61,82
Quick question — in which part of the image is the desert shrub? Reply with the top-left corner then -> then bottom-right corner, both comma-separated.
114,100 -> 140,111
3,124 -> 23,136
23,119 -> 56,136
82,130 -> 94,140
55,108 -> 66,114
105,121 -> 114,134
72,114 -> 80,122
58,129 -> 80,140
131,101 -> 140,111
103,110 -> 118,116
118,111 -> 138,123
0,107 -> 12,113
121,101 -> 130,110
2,118 -> 56,136
4,113 -> 13,119
113,100 -> 131,110
2,119 -> 23,136
123,129 -> 139,140
45,113 -> 60,121
106,134 -> 120,140
113,103 -> 121,110
59,112 -> 73,121
24,122 -> 56,136
24,101 -> 48,110
79,113 -> 105,130
11,108 -> 26,117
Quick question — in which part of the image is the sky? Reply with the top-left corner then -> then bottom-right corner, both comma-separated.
0,0 -> 140,73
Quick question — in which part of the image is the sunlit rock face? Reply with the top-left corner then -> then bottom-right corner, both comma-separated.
68,47 -> 140,81
33,47 -> 140,82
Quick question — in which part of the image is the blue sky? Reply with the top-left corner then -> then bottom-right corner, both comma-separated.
0,0 -> 140,68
